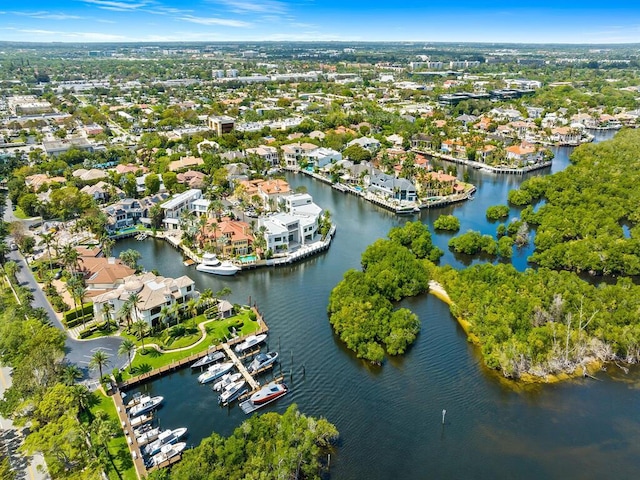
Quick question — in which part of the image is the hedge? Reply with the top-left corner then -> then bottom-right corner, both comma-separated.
64,303 -> 94,323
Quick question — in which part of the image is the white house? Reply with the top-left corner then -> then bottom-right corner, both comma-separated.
245,145 -> 279,167
161,189 -> 203,230
280,142 -> 319,168
305,147 -> 342,169
92,272 -> 197,328
368,173 -> 417,202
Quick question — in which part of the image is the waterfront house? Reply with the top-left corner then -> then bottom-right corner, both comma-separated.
103,193 -> 170,232
257,179 -> 291,211
92,272 -> 196,328
77,256 -> 135,294
505,143 -> 544,166
368,173 -> 417,202
305,147 -> 342,169
280,142 -> 318,168
417,171 -> 459,197
199,218 -> 252,256
161,189 -> 203,230
410,133 -> 433,150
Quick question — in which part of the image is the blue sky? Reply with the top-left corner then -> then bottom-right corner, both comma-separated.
0,0 -> 639,43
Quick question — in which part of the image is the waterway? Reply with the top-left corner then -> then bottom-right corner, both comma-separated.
114,129 -> 640,479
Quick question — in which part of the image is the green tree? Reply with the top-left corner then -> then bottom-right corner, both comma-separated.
144,173 -> 161,195
118,338 -> 137,372
119,249 -> 141,271
89,350 -> 110,381
131,319 -> 148,350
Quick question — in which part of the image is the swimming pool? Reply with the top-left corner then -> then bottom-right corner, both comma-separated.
239,254 -> 257,263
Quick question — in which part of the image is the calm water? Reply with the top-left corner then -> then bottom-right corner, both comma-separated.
116,130 -> 640,479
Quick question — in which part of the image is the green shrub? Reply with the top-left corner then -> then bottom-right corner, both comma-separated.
64,303 -> 94,322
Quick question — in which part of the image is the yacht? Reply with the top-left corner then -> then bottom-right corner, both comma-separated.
129,396 -> 163,418
247,351 -> 278,374
218,380 -> 248,405
212,372 -> 243,392
234,333 -> 267,353
197,362 -> 234,384
196,253 -> 241,276
190,350 -> 225,369
146,442 -> 187,468
144,428 -> 188,457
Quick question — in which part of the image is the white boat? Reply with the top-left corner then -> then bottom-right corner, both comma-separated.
129,396 -> 163,417
130,413 -> 153,428
146,441 -> 187,468
136,427 -> 161,447
212,372 -> 243,392
239,382 -> 288,414
247,351 -> 278,374
190,350 -> 225,369
144,428 -> 188,457
218,380 -> 247,405
125,392 -> 143,408
133,423 -> 154,438
197,362 -> 234,384
196,253 -> 241,276
234,334 -> 267,353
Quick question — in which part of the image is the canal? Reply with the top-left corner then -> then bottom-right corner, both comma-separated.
115,130 -> 640,479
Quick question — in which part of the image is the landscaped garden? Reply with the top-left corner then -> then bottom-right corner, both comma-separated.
119,309 -> 261,381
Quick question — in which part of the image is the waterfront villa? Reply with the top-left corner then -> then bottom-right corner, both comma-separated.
505,143 -> 544,166
92,272 -> 197,328
280,142 -> 319,168
77,256 -> 135,295
199,218 -> 253,256
368,173 -> 417,202
161,189 -> 203,230
103,193 -> 170,233
245,145 -> 279,167
257,179 -> 291,211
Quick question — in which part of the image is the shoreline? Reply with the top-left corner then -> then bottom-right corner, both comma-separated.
427,280 -> 605,385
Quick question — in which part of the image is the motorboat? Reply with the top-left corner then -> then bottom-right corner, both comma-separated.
129,396 -> 163,417
136,427 -> 161,447
247,351 -> 278,374
144,428 -> 188,457
196,253 -> 241,276
197,362 -> 234,384
249,382 -> 288,406
234,333 -> 267,353
218,380 -> 247,405
146,442 -> 187,468
133,423 -> 154,438
212,372 -> 243,392
130,413 -> 153,428
124,392 -> 143,408
239,382 -> 288,414
190,350 -> 225,369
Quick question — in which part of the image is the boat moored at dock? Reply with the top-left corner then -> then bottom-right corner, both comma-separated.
143,428 -> 188,457
190,350 -> 225,369
218,380 -> 248,405
247,351 -> 278,374
129,395 -> 164,417
234,333 -> 267,353
197,362 -> 235,384
146,442 -> 187,468
239,382 -> 288,414
196,253 -> 241,276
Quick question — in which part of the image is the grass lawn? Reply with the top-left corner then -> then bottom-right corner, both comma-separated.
13,206 -> 29,219
86,391 -> 137,480
121,310 -> 260,382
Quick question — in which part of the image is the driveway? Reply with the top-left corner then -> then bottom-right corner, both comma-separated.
7,249 -> 126,383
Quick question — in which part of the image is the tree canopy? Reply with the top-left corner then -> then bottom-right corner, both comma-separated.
149,404 -> 338,480
328,222 -> 441,363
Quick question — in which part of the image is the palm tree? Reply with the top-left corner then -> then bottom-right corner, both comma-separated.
131,319 -> 148,350
185,297 -> 198,320
117,300 -> 133,329
61,364 -> 83,386
89,350 -> 110,381
71,283 -> 87,326
90,411 -> 118,470
127,292 -> 141,324
100,302 -> 114,329
101,236 -> 115,258
70,384 -> 92,414
3,260 -> 19,283
117,338 -> 137,372
40,231 -> 56,273
61,244 -> 80,275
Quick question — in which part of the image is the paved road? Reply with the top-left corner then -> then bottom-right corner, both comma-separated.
7,249 -> 127,384
1,367 -> 49,480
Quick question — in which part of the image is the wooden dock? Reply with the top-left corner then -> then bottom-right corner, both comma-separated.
222,343 -> 260,391
113,391 -> 151,479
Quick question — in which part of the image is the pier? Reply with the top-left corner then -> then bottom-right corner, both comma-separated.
118,307 -> 268,390
113,391 -> 152,478
413,149 -> 553,175
222,343 -> 260,391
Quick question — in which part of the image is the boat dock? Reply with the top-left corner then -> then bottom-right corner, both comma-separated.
222,343 -> 260,391
113,391 -> 155,478
118,307 -> 269,390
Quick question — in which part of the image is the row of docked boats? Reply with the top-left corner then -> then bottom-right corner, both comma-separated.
124,392 -> 188,468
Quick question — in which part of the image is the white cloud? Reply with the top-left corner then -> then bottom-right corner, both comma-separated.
179,15 -> 251,28
210,0 -> 287,14
83,0 -> 149,11
11,11 -> 83,20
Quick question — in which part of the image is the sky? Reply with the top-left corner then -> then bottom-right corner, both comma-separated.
1,0 -> 640,44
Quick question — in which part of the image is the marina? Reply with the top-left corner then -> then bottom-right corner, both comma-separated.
108,130 -> 640,480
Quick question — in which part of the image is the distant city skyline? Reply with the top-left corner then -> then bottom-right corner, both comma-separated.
0,1 -> 639,44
